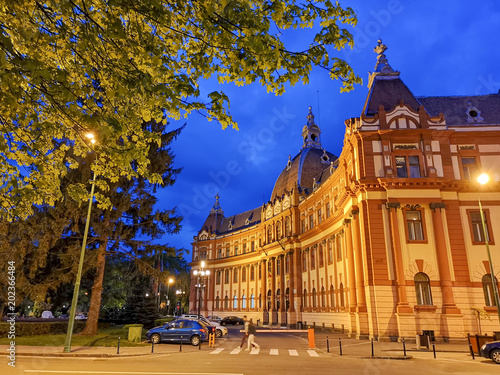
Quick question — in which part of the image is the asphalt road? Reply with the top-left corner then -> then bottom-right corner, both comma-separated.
3,327 -> 499,375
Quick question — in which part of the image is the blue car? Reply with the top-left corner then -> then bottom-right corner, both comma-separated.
481,340 -> 500,364
146,319 -> 208,346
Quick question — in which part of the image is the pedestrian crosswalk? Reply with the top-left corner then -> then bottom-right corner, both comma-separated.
210,348 -> 321,357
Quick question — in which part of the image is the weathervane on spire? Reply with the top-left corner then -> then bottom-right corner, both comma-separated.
307,106 -> 315,125
374,39 -> 388,58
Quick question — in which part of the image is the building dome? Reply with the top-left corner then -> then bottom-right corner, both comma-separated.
270,107 -> 338,200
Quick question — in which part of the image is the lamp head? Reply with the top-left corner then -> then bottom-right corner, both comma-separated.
193,270 -> 198,276
478,173 -> 489,185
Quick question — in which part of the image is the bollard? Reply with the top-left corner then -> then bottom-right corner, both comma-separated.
180,335 -> 183,352
199,335 -> 202,350
469,341 -> 475,360
402,338 -> 406,357
339,338 -> 343,356
151,340 -> 155,353
371,338 -> 374,357
432,343 -> 436,358
308,328 -> 315,349
117,337 -> 120,355
326,336 -> 329,353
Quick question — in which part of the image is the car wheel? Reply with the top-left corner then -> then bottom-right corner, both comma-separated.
151,334 -> 161,344
216,329 -> 222,338
190,335 -> 201,346
491,349 -> 500,364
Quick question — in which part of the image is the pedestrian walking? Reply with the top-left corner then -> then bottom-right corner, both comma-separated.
246,318 -> 260,351
237,315 -> 248,349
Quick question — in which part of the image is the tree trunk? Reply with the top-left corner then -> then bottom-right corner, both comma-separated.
80,239 -> 107,335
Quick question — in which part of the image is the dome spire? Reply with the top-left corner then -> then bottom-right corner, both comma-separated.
302,107 -> 322,149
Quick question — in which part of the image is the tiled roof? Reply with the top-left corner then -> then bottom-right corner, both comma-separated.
271,148 -> 337,200
218,207 -> 262,234
418,93 -> 500,126
363,78 -> 421,116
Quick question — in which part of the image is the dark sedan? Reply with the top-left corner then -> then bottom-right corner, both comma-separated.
220,316 -> 244,326
481,340 -> 500,364
145,319 -> 208,346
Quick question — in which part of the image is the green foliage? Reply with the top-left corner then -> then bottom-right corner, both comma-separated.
0,321 -> 85,336
0,0 -> 361,219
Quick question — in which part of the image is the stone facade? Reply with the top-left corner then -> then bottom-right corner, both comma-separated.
189,41 -> 500,341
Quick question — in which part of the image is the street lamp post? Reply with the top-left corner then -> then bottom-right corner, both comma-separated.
166,278 -> 174,315
176,289 -> 185,316
477,173 -> 500,326
192,261 -> 210,318
64,133 -> 97,353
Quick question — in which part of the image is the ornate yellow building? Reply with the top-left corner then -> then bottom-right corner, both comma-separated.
189,41 -> 500,340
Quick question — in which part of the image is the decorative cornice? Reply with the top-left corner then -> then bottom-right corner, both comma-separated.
385,202 -> 401,212
429,202 -> 446,212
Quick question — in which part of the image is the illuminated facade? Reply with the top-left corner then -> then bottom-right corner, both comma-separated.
189,41 -> 500,340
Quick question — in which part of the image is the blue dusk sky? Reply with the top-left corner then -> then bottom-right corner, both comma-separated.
157,0 -> 500,256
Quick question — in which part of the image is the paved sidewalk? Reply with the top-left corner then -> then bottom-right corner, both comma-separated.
2,329 -> 480,362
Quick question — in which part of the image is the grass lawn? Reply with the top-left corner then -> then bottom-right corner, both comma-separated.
0,325 -> 149,347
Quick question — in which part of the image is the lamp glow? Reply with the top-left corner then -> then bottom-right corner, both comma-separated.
478,173 -> 489,185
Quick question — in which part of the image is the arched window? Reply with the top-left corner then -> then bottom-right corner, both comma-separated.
415,272 -> 433,305
215,296 -> 220,309
267,225 -> 272,243
482,274 -> 499,307
250,294 -> 255,309
242,294 -> 246,309
303,289 -> 308,308
330,285 -> 335,307
312,288 -> 317,307
258,293 -> 262,309
277,221 -> 282,239
276,289 -> 281,310
267,289 -> 272,310
321,286 -> 326,307
339,283 -> 345,307
233,295 -> 238,309
224,295 -> 229,309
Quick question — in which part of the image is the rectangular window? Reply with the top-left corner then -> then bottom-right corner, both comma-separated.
462,157 -> 477,180
406,210 -> 424,241
336,235 -> 342,261
250,266 -> 255,281
226,247 -> 230,257
217,248 -> 222,259
310,249 -> 315,270
328,241 -> 333,263
318,209 -> 322,224
326,203 -> 330,218
243,243 -> 247,253
242,268 -> 246,282
470,210 -> 492,243
309,214 -> 314,230
233,269 -> 238,283
277,258 -> 281,275
396,156 -> 421,178
285,256 -> 290,274
302,252 -> 307,270
301,219 -> 305,234
251,241 -> 255,252
234,245 -> 238,256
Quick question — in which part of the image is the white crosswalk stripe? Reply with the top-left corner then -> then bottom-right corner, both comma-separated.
307,350 -> 319,357
210,348 -> 320,357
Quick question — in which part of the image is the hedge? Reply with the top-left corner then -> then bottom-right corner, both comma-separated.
0,321 -> 110,337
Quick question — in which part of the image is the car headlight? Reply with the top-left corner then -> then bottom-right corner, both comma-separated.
481,344 -> 487,351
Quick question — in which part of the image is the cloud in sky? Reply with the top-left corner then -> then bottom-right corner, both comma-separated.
156,0 -> 500,254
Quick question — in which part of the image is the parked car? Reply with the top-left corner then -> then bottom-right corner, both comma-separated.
75,313 -> 87,320
206,315 -> 222,323
186,316 -> 227,338
481,340 -> 500,364
146,319 -> 208,346
220,316 -> 245,326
